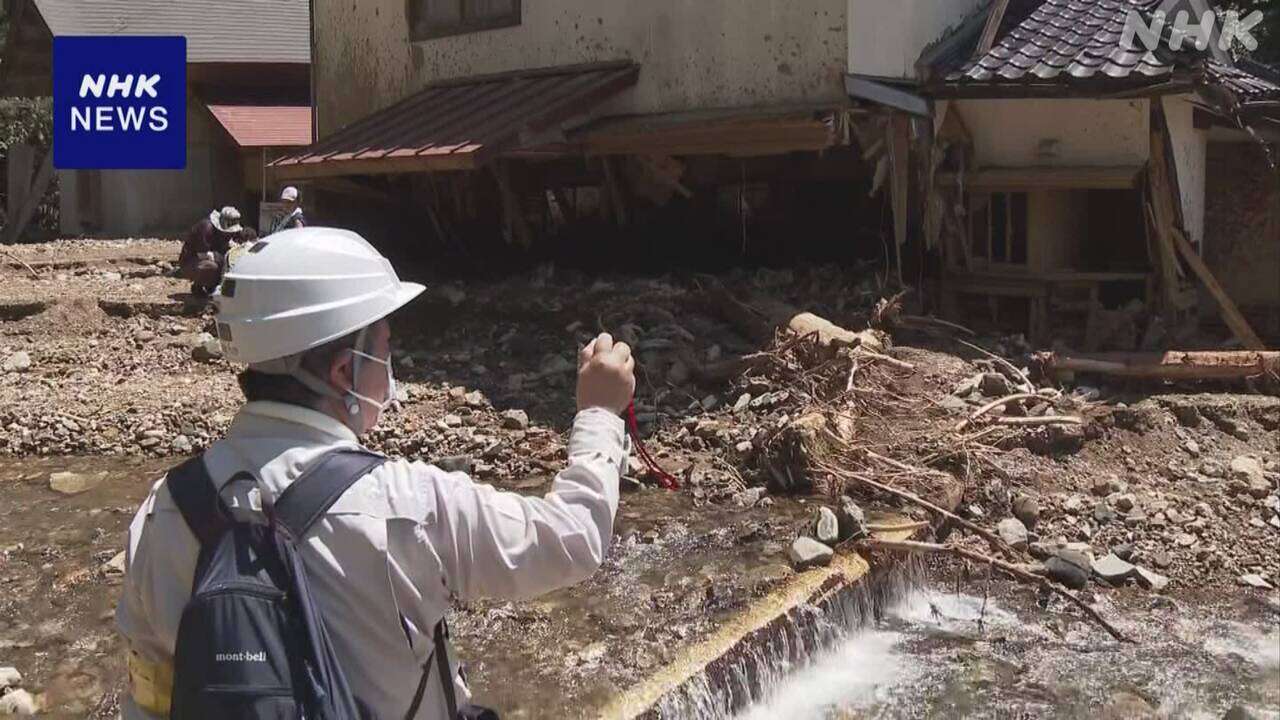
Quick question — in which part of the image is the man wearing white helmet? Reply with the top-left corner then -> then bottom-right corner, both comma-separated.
269,186 -> 306,235
117,227 -> 634,718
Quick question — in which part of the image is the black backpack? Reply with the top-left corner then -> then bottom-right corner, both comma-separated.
165,449 -> 392,719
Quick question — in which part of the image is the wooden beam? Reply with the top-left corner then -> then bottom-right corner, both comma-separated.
975,0 -> 1013,56
601,157 -> 628,227
1148,104 -> 1185,311
844,74 -> 930,117
887,116 -> 910,285
1169,226 -> 1266,349
937,165 -> 1142,190
6,144 -> 35,224
1040,351 -> 1279,381
492,162 -> 532,248
2,150 -> 53,244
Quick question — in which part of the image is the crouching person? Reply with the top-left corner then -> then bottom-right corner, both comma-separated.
178,207 -> 243,296
118,227 -> 634,719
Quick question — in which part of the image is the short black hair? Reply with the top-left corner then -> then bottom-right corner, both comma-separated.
236,328 -> 365,408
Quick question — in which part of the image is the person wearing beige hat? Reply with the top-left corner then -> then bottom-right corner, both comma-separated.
269,186 -> 306,235
177,206 -> 242,296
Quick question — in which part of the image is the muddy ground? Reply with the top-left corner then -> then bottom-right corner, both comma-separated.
0,239 -> 1277,717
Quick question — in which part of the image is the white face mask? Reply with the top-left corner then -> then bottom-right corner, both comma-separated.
347,349 -> 396,412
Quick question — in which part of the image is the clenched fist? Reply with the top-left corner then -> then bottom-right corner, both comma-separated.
577,333 -> 636,415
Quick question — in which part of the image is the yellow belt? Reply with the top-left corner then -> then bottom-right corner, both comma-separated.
127,648 -> 173,716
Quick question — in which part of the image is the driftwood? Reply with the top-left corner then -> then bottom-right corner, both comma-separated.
994,415 -> 1084,427
856,538 -> 1131,643
954,393 -> 1041,432
0,247 -> 39,279
1038,351 -> 1280,382
817,459 -> 1024,563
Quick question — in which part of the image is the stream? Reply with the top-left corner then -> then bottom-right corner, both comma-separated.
736,587 -> 1280,720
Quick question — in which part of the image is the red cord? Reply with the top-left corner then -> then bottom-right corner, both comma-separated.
626,401 -> 680,491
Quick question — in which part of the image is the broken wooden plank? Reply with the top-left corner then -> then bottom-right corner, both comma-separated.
1147,106 -> 1185,310
844,74 -> 930,117
2,150 -> 53,245
1038,351 -> 1280,381
887,116 -> 910,285
1169,226 -> 1266,350
492,162 -> 532,248
976,0 -> 1013,56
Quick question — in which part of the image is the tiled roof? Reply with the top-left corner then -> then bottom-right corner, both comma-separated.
32,0 -> 310,65
949,0 -> 1172,86
1207,60 -> 1280,104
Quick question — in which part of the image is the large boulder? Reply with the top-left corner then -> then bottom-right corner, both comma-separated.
997,517 -> 1029,551
1045,549 -> 1091,590
788,537 -> 834,571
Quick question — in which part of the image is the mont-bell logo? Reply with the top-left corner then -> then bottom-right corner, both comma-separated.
53,36 -> 186,169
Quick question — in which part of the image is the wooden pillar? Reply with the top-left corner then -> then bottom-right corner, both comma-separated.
3,150 -> 54,244
6,143 -> 35,223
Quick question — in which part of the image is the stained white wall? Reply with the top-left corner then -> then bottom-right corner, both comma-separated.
1031,190 -> 1088,272
847,0 -> 986,78
1162,94 -> 1207,247
955,98 -> 1150,167
315,0 -> 850,137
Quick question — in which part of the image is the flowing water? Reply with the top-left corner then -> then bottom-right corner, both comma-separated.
735,587 -> 1280,720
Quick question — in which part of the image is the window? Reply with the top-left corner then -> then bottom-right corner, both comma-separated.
969,191 -> 1029,266
409,0 -> 521,40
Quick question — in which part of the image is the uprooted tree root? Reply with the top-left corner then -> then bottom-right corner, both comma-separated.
717,300 -> 1129,641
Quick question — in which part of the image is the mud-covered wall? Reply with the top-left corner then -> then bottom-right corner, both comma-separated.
1204,141 -> 1280,310
1031,190 -> 1087,272
1163,94 -> 1208,247
847,0 -> 986,79
955,98 -> 1150,168
313,0 -> 849,137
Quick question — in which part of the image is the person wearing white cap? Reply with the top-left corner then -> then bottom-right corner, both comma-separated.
117,227 -> 634,719
177,206 -> 244,296
269,186 -> 306,235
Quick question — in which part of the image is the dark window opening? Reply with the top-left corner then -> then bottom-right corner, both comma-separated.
969,191 -> 1029,267
409,0 -> 521,40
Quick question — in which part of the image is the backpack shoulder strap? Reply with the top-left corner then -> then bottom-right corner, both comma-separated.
165,455 -> 231,548
272,449 -> 387,540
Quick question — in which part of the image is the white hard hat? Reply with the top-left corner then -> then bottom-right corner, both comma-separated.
280,186 -> 299,202
210,206 -> 243,233
214,227 -> 425,365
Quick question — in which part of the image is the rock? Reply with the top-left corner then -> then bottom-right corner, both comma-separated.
1063,495 -> 1085,514
953,374 -> 982,397
1092,553 -> 1137,584
102,271 -> 123,281
1199,458 -> 1226,478
443,414 -> 463,428
1134,566 -> 1169,592
1184,439 -> 1200,456
1152,550 -> 1173,569
1093,503 -> 1117,525
979,372 -> 1013,398
1011,494 -> 1040,529
1229,456 -> 1271,499
997,518 -> 1029,550
2,352 -> 31,373
1092,475 -> 1120,496
0,667 -> 20,688
102,550 -> 126,575
732,393 -> 752,413
1175,532 -> 1197,547
1112,494 -> 1137,513
0,689 -> 36,715
49,471 -> 100,495
1028,541 -> 1053,560
500,409 -> 529,430
463,390 -> 485,408
700,394 -> 720,411
1099,690 -> 1158,719
1172,404 -> 1202,427
788,537 -> 834,571
737,487 -> 767,508
814,506 -> 840,544
836,496 -> 868,541
171,435 -> 193,454
1045,549 -> 1091,590
191,336 -> 223,362
1239,574 -> 1274,590
1112,543 -> 1136,562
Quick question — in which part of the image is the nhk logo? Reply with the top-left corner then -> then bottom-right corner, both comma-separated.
53,36 -> 186,169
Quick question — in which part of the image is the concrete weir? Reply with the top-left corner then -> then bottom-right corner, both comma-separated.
602,527 -> 919,720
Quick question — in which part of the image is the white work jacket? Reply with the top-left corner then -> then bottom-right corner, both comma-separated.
116,400 -> 627,719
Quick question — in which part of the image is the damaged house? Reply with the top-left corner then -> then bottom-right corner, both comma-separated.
0,0 -> 313,237
276,0 -> 1278,348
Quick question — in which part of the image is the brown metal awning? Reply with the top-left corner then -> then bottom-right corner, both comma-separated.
271,61 -> 639,179
207,104 -> 312,148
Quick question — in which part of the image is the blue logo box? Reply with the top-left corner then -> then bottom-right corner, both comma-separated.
53,36 -> 187,169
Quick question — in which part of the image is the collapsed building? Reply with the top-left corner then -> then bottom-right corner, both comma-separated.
273,0 -> 1279,348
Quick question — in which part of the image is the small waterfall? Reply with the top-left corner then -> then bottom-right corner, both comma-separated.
646,558 -> 925,720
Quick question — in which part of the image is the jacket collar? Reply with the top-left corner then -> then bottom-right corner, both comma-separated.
235,401 -> 359,444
